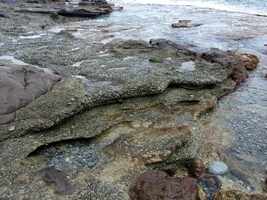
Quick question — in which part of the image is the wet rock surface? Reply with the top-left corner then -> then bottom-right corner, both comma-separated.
0,32 -> 259,199
172,20 -> 202,28
0,38 -> 249,199
39,167 -> 75,195
129,159 -> 222,200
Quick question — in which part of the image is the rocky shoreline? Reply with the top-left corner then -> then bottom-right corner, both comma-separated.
0,0 -> 266,199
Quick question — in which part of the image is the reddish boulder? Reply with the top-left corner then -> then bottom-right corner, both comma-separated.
200,49 -> 259,85
129,170 -> 198,200
238,53 -> 259,71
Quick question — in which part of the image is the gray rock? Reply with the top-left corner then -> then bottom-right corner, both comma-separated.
208,161 -> 229,175
0,39 -> 256,200
0,62 -> 61,125
57,7 -> 112,18
172,20 -> 202,28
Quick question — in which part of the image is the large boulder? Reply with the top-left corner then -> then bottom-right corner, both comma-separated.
129,171 -> 198,200
0,62 -> 61,125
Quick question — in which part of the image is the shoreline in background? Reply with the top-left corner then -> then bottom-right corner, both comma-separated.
110,0 -> 267,16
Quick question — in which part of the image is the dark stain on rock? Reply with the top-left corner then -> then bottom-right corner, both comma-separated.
39,166 -> 75,195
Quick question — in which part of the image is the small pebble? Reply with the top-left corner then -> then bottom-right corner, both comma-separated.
208,161 -> 229,175
8,125 -> 15,132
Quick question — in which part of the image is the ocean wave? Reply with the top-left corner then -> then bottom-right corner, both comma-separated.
110,0 -> 267,15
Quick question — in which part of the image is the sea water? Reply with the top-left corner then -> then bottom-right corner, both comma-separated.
110,0 -> 267,15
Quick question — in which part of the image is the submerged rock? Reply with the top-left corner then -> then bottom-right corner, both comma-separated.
200,49 -> 259,85
39,167 -> 75,195
208,161 -> 229,175
198,174 -> 222,200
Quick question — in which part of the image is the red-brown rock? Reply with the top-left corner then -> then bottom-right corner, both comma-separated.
129,170 -> 198,200
238,53 -> 259,71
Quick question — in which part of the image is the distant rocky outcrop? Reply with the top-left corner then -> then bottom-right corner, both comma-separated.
0,0 -> 113,35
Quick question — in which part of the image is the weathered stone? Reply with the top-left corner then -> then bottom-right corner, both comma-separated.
57,7 -> 112,18
200,49 -> 253,84
172,20 -> 202,28
208,161 -> 229,175
129,170 -> 198,200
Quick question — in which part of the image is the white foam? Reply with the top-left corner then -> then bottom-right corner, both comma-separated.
19,34 -> 45,39
72,61 -> 84,67
180,61 -> 196,72
0,55 -> 28,65
111,0 -> 267,15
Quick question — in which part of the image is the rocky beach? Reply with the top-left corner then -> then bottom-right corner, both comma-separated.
0,0 -> 267,199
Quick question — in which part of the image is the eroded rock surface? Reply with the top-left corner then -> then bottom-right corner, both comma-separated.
0,39 -> 259,200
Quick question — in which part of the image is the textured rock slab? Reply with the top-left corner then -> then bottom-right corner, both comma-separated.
0,63 -> 61,125
0,39 -> 259,200
0,39 -> 258,141
172,20 -> 202,28
0,87 -> 211,200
